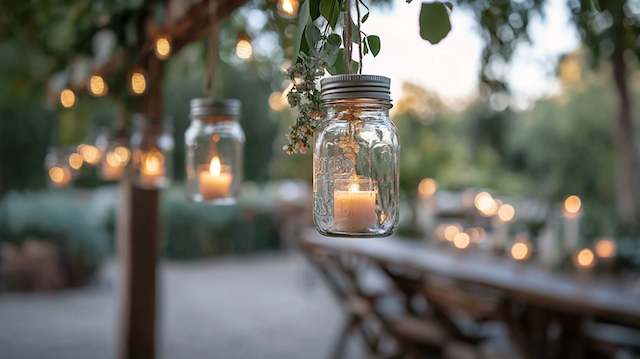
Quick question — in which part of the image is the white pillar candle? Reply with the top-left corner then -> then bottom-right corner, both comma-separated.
198,156 -> 232,200
333,177 -> 377,233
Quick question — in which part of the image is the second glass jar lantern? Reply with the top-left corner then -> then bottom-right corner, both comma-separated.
313,75 -> 399,237
185,98 -> 244,204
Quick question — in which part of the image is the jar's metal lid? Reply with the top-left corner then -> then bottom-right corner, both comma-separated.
190,98 -> 241,117
320,74 -> 391,102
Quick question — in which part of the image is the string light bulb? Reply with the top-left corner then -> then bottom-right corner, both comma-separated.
154,36 -> 172,60
59,88 -> 76,108
277,0 -> 300,18
235,35 -> 253,60
89,75 -> 108,97
130,70 -> 147,95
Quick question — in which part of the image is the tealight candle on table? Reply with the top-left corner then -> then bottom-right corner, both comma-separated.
198,156 -> 232,200
333,176 -> 378,233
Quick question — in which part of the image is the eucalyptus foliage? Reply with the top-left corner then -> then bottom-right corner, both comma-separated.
283,0 -> 453,154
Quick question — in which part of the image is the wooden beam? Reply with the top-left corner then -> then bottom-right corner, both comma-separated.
116,1 -> 249,358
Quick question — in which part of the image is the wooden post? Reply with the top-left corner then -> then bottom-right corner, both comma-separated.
118,54 -> 164,359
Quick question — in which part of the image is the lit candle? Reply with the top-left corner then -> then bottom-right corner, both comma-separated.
198,156 -> 232,200
563,195 -> 582,252
333,177 -> 378,233
140,150 -> 165,186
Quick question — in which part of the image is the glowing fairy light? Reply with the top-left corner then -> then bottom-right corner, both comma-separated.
59,88 -> 76,108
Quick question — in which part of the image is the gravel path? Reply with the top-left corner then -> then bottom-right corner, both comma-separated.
0,253 -> 350,359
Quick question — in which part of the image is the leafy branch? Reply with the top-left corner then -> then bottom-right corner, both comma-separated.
283,0 -> 453,155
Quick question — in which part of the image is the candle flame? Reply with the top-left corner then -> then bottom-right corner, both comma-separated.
348,182 -> 360,192
209,156 -> 221,176
142,151 -> 163,175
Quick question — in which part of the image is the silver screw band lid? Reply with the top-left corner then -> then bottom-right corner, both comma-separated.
190,98 -> 241,117
320,74 -> 391,102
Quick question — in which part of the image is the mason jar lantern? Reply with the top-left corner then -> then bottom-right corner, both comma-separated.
130,116 -> 174,189
185,98 -> 244,204
313,75 -> 399,237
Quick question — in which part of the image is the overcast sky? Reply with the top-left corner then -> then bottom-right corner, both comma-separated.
361,0 -> 580,109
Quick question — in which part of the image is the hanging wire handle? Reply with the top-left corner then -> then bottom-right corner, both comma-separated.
355,0 -> 363,74
205,0 -> 219,97
344,0 -> 353,74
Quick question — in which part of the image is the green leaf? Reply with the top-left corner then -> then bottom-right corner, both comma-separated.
419,2 -> 452,45
367,35 -> 380,56
304,24 -> 322,50
330,49 -> 359,74
293,0 -> 311,59
362,12 -> 369,23
327,33 -> 342,47
363,39 -> 369,55
310,0 -> 321,20
320,0 -> 340,29
351,18 -> 360,43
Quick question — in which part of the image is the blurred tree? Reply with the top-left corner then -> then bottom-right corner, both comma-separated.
457,0 -> 640,228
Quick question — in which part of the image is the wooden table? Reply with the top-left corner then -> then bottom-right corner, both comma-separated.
304,232 -> 640,358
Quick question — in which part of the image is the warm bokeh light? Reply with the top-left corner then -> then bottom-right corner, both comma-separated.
114,146 -> 131,164
268,91 -> 287,112
511,241 -> 530,261
59,89 -> 76,108
467,227 -> 485,242
474,191 -> 498,216
277,0 -> 299,17
141,150 -> 164,176
594,238 -> 616,259
497,203 -> 515,222
89,75 -> 108,96
418,178 -> 438,199
236,39 -> 253,60
443,224 -> 461,242
154,36 -> 171,60
48,166 -> 71,187
563,195 -> 582,216
68,152 -> 83,170
78,144 -> 102,165
453,232 -> 470,249
130,71 -> 147,95
575,248 -> 595,269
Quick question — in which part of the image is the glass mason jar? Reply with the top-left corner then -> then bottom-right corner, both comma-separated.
185,98 -> 244,204
313,75 -> 399,237
130,116 -> 174,189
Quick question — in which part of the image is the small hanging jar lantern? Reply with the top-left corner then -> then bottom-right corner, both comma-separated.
313,75 -> 399,237
130,116 -> 174,189
185,98 -> 244,204
45,148 -> 73,188
100,135 -> 131,182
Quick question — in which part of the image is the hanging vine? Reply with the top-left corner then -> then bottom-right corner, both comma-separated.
283,0 -> 453,155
